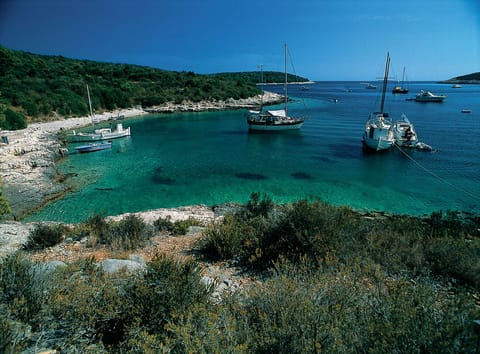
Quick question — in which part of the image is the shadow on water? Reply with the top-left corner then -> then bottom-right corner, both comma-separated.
235,172 -> 268,180
152,166 -> 175,185
291,172 -> 314,180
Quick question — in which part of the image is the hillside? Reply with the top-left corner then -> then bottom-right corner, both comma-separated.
0,46 -> 309,123
441,71 -> 480,84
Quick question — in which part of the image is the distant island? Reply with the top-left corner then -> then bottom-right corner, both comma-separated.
440,71 -> 480,84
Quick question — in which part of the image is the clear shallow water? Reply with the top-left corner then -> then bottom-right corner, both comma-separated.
26,82 -> 480,222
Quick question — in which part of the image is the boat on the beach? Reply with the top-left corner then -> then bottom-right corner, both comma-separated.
392,67 -> 409,94
75,141 -> 112,153
69,84 -> 131,142
362,52 -> 395,151
414,90 -> 446,102
393,115 -> 418,148
247,44 -> 305,131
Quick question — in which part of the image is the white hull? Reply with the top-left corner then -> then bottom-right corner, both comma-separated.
363,113 -> 395,151
70,124 -> 130,142
393,115 -> 418,147
247,120 -> 304,130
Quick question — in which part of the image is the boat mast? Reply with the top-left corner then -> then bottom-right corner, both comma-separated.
284,43 -> 288,115
258,64 -> 264,110
380,52 -> 390,114
86,84 -> 95,131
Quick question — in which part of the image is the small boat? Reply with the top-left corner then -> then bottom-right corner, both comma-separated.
247,44 -> 305,131
69,85 -> 131,142
75,141 -> 112,153
94,123 -> 131,140
452,84 -> 462,88
392,67 -> 409,94
365,83 -> 377,89
393,115 -> 418,148
363,52 -> 395,151
414,90 -> 446,102
461,109 -> 472,114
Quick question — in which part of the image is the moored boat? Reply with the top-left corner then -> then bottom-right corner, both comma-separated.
69,84 -> 131,142
75,141 -> 112,153
393,115 -> 418,148
247,44 -> 305,131
363,52 -> 395,151
392,66 -> 409,94
414,90 -> 446,102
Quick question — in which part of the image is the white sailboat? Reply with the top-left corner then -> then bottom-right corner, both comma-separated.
362,52 -> 395,151
246,44 -> 305,131
70,84 -> 131,142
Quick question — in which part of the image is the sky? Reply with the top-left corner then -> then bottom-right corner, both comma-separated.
0,0 -> 479,81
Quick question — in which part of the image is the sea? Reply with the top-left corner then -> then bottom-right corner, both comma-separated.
25,81 -> 480,223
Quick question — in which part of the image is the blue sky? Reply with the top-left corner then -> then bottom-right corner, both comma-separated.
0,0 -> 478,80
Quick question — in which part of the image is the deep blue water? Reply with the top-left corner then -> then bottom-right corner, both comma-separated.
26,81 -> 480,222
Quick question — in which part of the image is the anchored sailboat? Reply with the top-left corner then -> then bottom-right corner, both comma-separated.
246,44 -> 305,131
362,52 -> 395,151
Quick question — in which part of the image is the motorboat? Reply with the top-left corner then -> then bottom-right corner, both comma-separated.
414,90 -> 446,102
75,141 -> 112,153
362,52 -> 395,151
393,115 -> 418,148
452,84 -> 462,88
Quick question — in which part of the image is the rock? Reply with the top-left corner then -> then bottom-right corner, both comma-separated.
0,221 -> 35,257
98,258 -> 145,274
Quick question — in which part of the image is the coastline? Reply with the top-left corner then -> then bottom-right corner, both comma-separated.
0,92 -> 283,221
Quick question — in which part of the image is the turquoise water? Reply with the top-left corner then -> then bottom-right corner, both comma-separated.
26,82 -> 480,222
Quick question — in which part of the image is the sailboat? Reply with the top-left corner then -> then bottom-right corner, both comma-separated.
246,44 -> 305,131
362,52 -> 395,151
392,66 -> 409,94
69,84 -> 131,142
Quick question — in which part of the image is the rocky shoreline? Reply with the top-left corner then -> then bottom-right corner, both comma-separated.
0,92 -> 282,221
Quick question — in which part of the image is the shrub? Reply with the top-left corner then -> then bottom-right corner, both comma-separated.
0,253 -> 40,323
124,253 -> 213,336
0,108 -> 27,130
84,214 -> 153,250
154,216 -> 202,236
23,223 -> 66,251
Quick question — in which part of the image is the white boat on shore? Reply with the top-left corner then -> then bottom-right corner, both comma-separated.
247,44 -> 305,131
414,90 -> 446,102
363,52 -> 395,151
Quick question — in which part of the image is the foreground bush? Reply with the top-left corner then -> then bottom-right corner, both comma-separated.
154,215 -> 203,235
199,195 -> 480,288
85,214 -> 153,250
23,223 -> 67,251
165,261 -> 480,353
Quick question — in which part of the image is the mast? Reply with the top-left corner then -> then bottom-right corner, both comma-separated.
284,43 -> 288,115
380,52 -> 390,114
86,84 -> 95,131
258,64 -> 264,110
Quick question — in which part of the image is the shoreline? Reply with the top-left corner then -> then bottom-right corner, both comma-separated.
0,92 -> 283,221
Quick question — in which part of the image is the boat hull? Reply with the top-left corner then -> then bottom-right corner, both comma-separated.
75,142 -> 112,153
247,120 -> 304,130
363,133 -> 394,151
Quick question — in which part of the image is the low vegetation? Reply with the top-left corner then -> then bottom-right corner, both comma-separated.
0,194 -> 479,352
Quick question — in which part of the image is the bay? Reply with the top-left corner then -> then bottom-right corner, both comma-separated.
26,81 -> 480,223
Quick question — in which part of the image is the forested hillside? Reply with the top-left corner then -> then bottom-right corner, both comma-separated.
0,46 -> 309,125
443,71 -> 480,83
